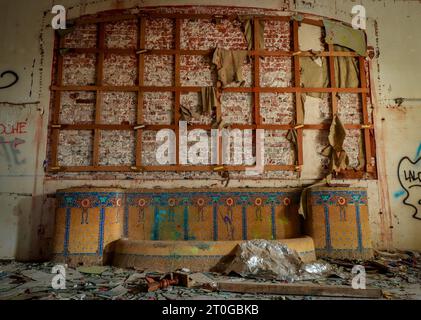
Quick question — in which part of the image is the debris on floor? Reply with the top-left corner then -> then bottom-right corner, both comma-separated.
0,249 -> 419,300
222,239 -> 332,282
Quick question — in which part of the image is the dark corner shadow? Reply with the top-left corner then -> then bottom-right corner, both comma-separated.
14,194 -> 56,262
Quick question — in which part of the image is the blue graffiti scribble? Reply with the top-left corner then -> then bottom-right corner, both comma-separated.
152,208 -> 168,240
394,144 -> 421,200
415,143 -> 421,161
394,190 -> 405,198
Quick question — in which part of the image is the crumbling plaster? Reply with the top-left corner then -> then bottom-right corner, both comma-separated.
0,0 -> 420,260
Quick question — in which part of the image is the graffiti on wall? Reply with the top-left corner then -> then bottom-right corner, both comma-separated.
0,121 -> 27,166
0,71 -> 19,90
397,143 -> 421,221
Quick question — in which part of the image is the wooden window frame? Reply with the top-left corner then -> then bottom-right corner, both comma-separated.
48,13 -> 375,178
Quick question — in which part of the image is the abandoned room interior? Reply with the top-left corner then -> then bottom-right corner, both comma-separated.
0,0 -> 420,302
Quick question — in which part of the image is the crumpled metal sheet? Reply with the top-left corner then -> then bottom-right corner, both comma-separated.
224,240 -> 332,282
298,261 -> 333,281
223,240 -> 302,281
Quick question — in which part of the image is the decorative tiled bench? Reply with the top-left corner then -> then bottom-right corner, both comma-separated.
52,188 -> 311,268
52,188 -> 124,266
51,186 -> 373,270
124,188 -> 302,241
304,187 -> 373,260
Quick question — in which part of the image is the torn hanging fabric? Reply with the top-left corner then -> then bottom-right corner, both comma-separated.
212,48 -> 248,88
300,45 -> 359,98
200,86 -> 218,115
286,124 -> 298,165
298,174 -> 332,218
323,19 -> 367,56
334,45 -> 360,88
181,87 -> 218,122
321,114 -> 349,173
300,56 -> 329,99
239,17 -> 265,50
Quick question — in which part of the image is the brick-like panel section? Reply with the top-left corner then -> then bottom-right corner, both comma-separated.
62,53 -> 96,86
180,55 -> 215,87
64,24 -> 97,48
265,130 -> 294,165
264,20 -> 291,51
104,54 -> 137,86
260,93 -> 295,125
105,20 -> 138,49
58,130 -> 93,166
101,92 -> 137,124
60,91 -> 95,124
337,93 -> 363,125
99,130 -> 135,166
145,18 -> 174,49
260,57 -> 292,87
144,92 -> 174,125
144,55 -> 174,86
221,93 -> 253,124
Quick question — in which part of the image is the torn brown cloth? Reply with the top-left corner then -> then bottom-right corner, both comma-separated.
323,19 -> 367,56
300,45 -> 359,98
300,56 -> 329,99
180,104 -> 198,122
298,175 -> 331,218
322,114 -> 349,173
181,87 -> 218,122
299,116 -> 351,217
239,17 -> 265,50
200,86 -> 218,115
286,125 -> 298,164
212,48 -> 248,88
334,45 -> 360,88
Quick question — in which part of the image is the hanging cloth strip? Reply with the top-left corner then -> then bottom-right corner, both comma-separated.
299,115 -> 350,217
333,45 -> 360,88
238,16 -> 265,50
200,86 -> 218,115
212,48 -> 249,88
322,114 -> 350,173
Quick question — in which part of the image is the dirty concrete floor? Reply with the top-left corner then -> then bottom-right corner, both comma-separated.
0,257 -> 420,300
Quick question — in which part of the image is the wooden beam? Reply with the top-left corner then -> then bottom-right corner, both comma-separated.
136,17 -> 146,168
48,164 -> 297,173
60,47 -> 361,58
328,44 -> 338,115
53,123 -> 366,131
71,13 -> 293,26
293,20 -> 303,172
253,17 -> 261,126
93,23 -> 105,167
301,18 -> 324,27
174,18 -> 181,165
359,56 -> 373,173
51,85 -> 369,94
217,281 -> 382,298
50,35 -> 65,168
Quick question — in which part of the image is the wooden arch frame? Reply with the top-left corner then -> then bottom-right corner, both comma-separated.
48,11 -> 376,178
